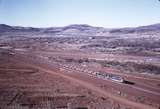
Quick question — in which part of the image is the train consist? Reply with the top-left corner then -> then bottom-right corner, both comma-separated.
59,63 -> 124,83
89,71 -> 124,83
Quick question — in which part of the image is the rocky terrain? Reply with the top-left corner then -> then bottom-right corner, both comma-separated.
0,23 -> 160,109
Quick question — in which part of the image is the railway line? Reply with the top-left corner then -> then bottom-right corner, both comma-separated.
59,63 -> 124,83
58,63 -> 160,96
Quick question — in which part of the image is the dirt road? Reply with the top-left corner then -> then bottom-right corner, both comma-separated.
16,55 -> 157,109
30,65 -> 157,109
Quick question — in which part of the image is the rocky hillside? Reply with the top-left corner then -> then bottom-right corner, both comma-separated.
0,23 -> 160,37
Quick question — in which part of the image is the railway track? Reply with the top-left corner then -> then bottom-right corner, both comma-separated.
57,63 -> 160,96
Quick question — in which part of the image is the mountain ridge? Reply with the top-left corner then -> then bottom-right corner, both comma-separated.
0,23 -> 160,36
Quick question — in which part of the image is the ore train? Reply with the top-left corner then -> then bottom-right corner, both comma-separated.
92,71 -> 124,83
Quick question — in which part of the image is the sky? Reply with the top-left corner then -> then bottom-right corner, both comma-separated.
0,0 -> 160,28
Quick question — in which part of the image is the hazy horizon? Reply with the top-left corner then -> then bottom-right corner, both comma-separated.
0,0 -> 160,28
1,22 -> 160,29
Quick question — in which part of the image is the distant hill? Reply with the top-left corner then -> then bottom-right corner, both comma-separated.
0,24 -> 13,32
0,23 -> 160,36
110,23 -> 160,34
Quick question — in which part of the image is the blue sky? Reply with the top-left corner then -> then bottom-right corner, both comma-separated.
0,0 -> 160,27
